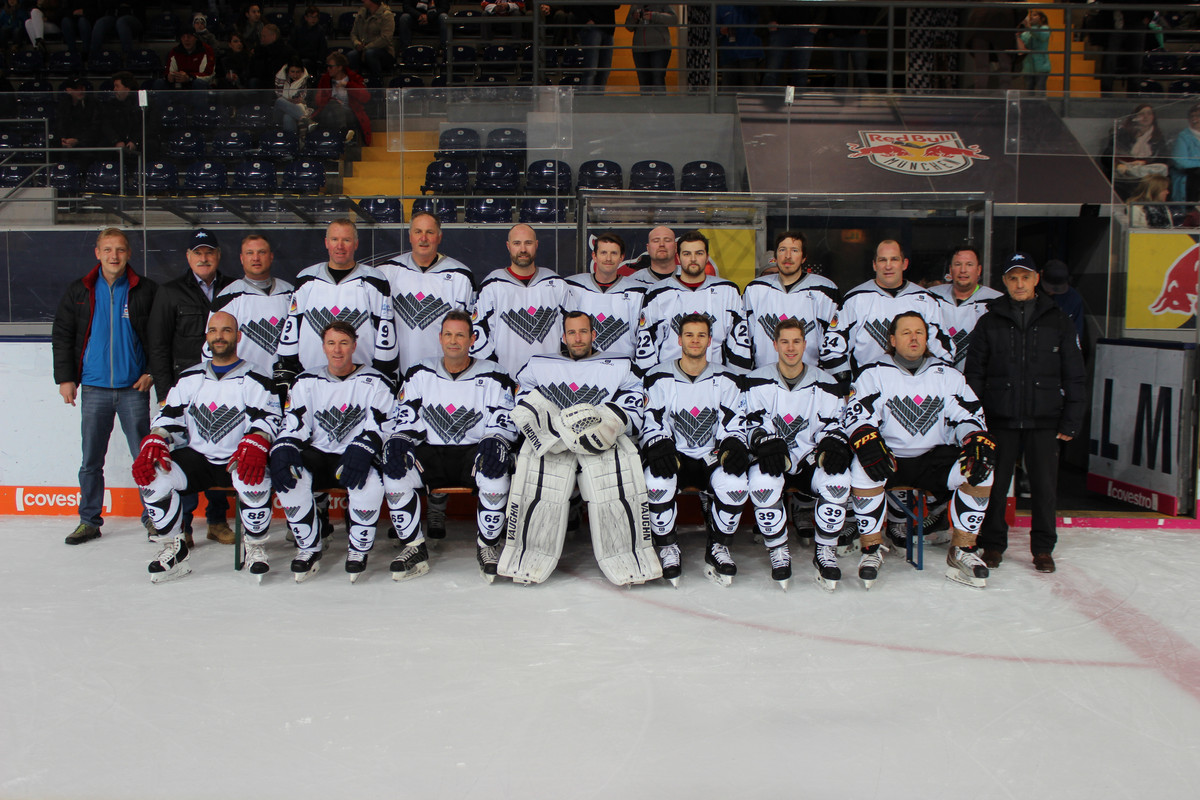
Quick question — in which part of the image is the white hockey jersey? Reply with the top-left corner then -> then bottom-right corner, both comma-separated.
472,267 -> 570,375
841,357 -> 986,459
824,279 -> 952,379
208,277 -> 295,375
515,351 -> 646,439
929,283 -> 1003,370
280,365 -> 395,455
277,262 -> 398,378
741,271 -> 840,369
564,272 -> 646,357
634,275 -> 752,373
625,266 -> 679,287
152,359 -> 281,464
391,356 -> 517,447
642,360 -> 747,464
378,252 -> 477,375
742,364 -> 845,464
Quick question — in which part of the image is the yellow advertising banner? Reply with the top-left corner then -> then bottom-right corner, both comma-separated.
1126,231 -> 1200,330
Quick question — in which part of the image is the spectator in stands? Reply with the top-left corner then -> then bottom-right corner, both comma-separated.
191,12 -> 217,50
1107,103 -> 1169,199
349,0 -> 396,87
826,3 -> 874,89
624,3 -> 676,93
761,1 -> 824,88
240,2 -> 263,49
56,77 -> 97,159
538,3 -> 573,47
1170,104 -> 1200,202
25,0 -> 63,56
217,32 -> 249,89
398,0 -> 448,49
60,2 -> 95,60
0,0 -> 28,54
89,2 -> 143,60
314,51 -> 371,144
716,4 -> 761,88
100,71 -> 139,155
1015,9 -> 1050,92
246,22 -> 295,90
274,58 -> 311,132
155,28 -> 216,102
1129,174 -> 1173,228
574,3 -> 618,90
963,6 -> 1019,91
289,5 -> 327,77
480,0 -> 523,40
1039,259 -> 1086,342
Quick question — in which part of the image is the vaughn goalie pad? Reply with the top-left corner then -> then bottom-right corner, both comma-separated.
511,390 -> 568,457
497,441 -> 578,584
577,435 -> 662,586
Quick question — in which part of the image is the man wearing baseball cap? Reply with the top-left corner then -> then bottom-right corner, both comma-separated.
964,252 -> 1086,574
147,228 -> 236,544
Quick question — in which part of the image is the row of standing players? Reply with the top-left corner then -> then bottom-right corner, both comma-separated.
59,215 -> 1084,588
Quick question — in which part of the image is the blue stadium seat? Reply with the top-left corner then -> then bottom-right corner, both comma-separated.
1143,50 -> 1178,76
558,73 -> 583,87
474,159 -> 520,194
17,79 -> 54,107
148,11 -> 180,40
389,74 -> 425,89
484,127 -> 525,166
520,196 -> 567,223
578,159 -> 623,190
1133,78 -> 1165,95
17,104 -> 55,125
447,44 -> 478,76
358,197 -> 405,223
142,161 -> 180,194
233,159 -> 277,192
411,197 -> 457,223
451,9 -> 482,38
47,50 -> 83,76
435,127 -> 481,165
402,45 -> 438,73
421,159 -> 470,194
281,159 -> 325,193
127,49 -> 162,75
1169,79 -> 1200,95
87,50 -> 122,76
85,160 -> 129,194
165,130 -> 206,161
465,197 -> 513,223
525,159 -> 571,195
159,103 -> 188,130
192,104 -> 229,131
0,164 -> 36,188
560,47 -> 586,70
211,128 -> 254,160
48,162 -> 82,194
629,160 -> 675,191
184,160 -> 228,193
236,103 -> 272,130
259,129 -> 300,162
9,50 -> 43,77
303,128 -> 346,161
266,11 -> 294,36
481,44 -> 520,75
680,160 -> 728,191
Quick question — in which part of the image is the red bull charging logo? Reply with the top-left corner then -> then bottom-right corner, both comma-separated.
1149,242 -> 1199,316
846,131 -> 988,176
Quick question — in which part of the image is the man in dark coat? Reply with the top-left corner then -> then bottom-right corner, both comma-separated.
964,252 -> 1087,574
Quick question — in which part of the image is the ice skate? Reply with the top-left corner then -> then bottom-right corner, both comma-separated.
657,543 -> 682,588
477,541 -> 501,584
148,536 -> 191,583
858,544 -> 883,590
812,543 -> 840,592
789,495 -> 815,547
836,528 -> 860,556
703,539 -> 736,587
886,521 -> 908,548
390,542 -> 430,582
345,548 -> 368,583
426,494 -> 447,541
291,549 -> 322,583
946,546 -> 988,588
768,543 -> 791,591
244,540 -> 269,583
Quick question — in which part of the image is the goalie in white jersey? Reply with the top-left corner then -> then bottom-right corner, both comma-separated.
269,320 -> 395,582
743,317 -> 854,591
133,312 -> 281,583
565,232 -> 646,357
642,313 -> 750,588
842,311 -> 997,589
209,235 -> 294,380
382,311 -> 518,583
500,311 -> 660,586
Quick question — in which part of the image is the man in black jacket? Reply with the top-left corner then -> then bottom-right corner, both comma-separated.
52,227 -> 157,544
964,252 -> 1087,573
147,228 -> 235,543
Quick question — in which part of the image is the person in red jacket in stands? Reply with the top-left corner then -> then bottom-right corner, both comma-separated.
313,51 -> 372,145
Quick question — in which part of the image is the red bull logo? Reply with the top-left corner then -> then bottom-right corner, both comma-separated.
846,131 -> 989,176
1149,242 -> 1200,316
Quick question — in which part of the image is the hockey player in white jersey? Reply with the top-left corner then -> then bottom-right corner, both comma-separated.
382,311 -> 518,582
824,239 -> 952,383
500,310 -> 660,586
635,230 -> 752,373
471,223 -> 570,375
378,211 -> 478,375
133,312 -> 281,582
642,313 -> 749,587
744,317 -> 853,591
742,230 -> 840,370
269,320 -> 394,582
209,235 -> 294,380
928,244 -> 1002,371
842,311 -> 997,589
565,232 -> 646,357
274,218 -> 398,391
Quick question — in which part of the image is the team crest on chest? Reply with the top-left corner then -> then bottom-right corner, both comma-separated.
757,313 -> 814,340
314,403 -> 367,442
304,305 -> 370,334
592,312 -> 631,351
863,318 -> 891,350
670,311 -> 716,335
886,395 -> 945,436
671,406 -> 719,449
395,291 -> 453,330
241,315 -> 285,354
188,402 -> 246,442
772,412 -> 809,441
540,381 -> 608,409
500,305 -> 559,344
425,403 -> 484,443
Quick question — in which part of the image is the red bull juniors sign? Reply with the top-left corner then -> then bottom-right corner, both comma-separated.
1126,231 -> 1200,330
846,131 -> 989,175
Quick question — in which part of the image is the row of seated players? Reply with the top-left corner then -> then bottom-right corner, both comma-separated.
129,217 -> 1005,592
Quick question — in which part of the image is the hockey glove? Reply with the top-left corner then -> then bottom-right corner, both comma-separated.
132,433 -> 172,486
337,433 -> 379,490
231,432 -> 271,486
474,437 -> 512,479
643,436 -> 678,479
959,430 -> 997,486
850,425 -> 897,482
815,430 -> 853,475
272,357 -> 300,402
269,438 -> 305,493
717,437 -> 749,476
754,434 -> 791,477
383,435 -> 418,480
562,403 -> 626,455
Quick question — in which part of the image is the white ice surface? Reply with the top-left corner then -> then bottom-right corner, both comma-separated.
2,516 -> 1200,800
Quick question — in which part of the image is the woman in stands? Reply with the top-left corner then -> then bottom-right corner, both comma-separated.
313,51 -> 372,145
1129,174 -> 1174,228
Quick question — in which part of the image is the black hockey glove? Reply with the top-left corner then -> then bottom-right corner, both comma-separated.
959,430 -> 997,486
815,430 -> 853,475
474,436 -> 512,479
643,436 -> 678,479
337,432 -> 379,490
383,435 -> 418,480
850,425 -> 897,482
272,356 -> 300,403
754,434 -> 790,477
269,438 -> 305,492
717,437 -> 749,476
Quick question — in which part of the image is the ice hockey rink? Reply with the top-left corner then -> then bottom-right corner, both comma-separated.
3,515 -> 1199,800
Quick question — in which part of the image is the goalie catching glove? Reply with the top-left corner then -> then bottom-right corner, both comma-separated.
850,425 -> 896,482
815,430 -> 852,475
383,435 -> 418,480
132,433 -> 172,486
560,402 -> 627,455
959,430 -> 997,485
269,438 -> 305,492
642,436 -> 678,479
230,432 -> 270,485
474,436 -> 512,479
717,437 -> 749,476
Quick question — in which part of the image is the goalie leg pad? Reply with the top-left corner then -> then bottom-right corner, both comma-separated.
384,470 -> 424,544
644,469 -> 678,541
498,442 -> 578,584
811,468 -> 851,547
346,470 -> 383,553
577,436 -> 662,586
476,471 -> 510,545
